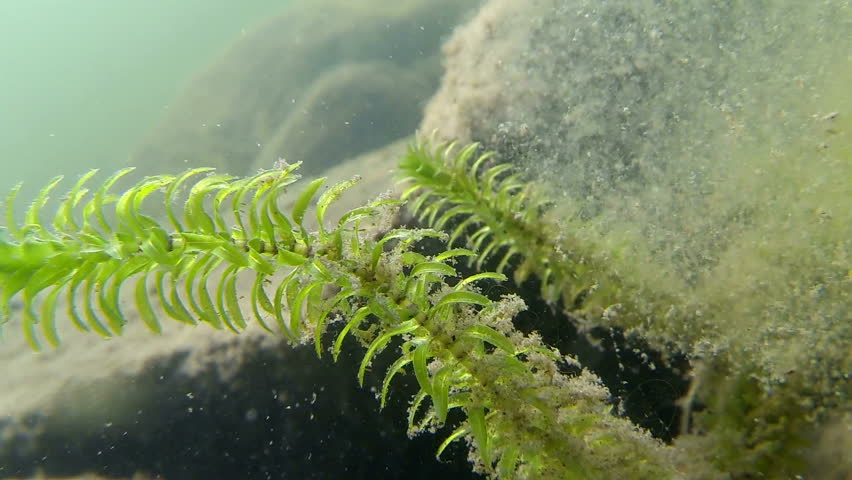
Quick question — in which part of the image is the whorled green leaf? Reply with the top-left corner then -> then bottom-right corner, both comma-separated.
358,319 -> 420,386
135,274 -> 162,335
4,183 -> 22,240
436,423 -> 469,460
467,404 -> 491,467
184,173 -> 232,234
165,168 -> 215,232
455,272 -> 507,290
497,447 -> 521,478
116,176 -> 172,238
412,339 -> 433,396
237,171 -> 283,239
314,288 -> 357,357
153,270 -> 188,326
405,261 -> 457,298
434,291 -> 491,309
380,353 -> 412,409
82,274 -> 113,338
431,365 -> 454,424
338,198 -> 401,227
39,285 -> 64,348
250,273 -> 275,334
288,280 -> 323,339
99,256 -> 149,335
217,265 -> 245,332
26,176 -> 64,241
65,260 -> 97,333
333,305 -> 371,361
292,177 -> 326,244
273,270 -> 299,341
462,324 -> 515,355
315,175 -> 360,236
183,252 -> 219,328
85,167 -> 135,235
407,390 -> 429,433
370,228 -> 445,270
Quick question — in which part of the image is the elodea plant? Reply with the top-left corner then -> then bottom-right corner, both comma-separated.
0,143 -> 683,480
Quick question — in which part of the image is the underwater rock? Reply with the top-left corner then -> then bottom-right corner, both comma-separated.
252,61 -> 432,177
128,0 -> 479,178
420,0 -> 851,477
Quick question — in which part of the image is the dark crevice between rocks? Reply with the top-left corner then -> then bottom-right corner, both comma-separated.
1,339 -> 477,480
408,231 -> 694,444
483,262 -> 693,443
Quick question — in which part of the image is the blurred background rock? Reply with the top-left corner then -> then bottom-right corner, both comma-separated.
129,0 -> 480,178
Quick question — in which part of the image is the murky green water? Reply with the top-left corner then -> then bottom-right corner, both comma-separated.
0,1 -> 285,193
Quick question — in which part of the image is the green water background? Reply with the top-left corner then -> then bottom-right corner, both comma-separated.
0,1 -> 287,193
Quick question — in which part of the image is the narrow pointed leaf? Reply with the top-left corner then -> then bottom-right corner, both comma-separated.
292,177 -> 326,229
380,355 -> 412,409
467,404 -> 490,466
436,424 -> 469,460
314,288 -> 356,357
224,268 -> 247,330
165,168 -> 214,231
358,319 -> 419,385
250,273 -> 275,333
316,176 -> 360,235
134,274 -> 161,334
463,324 -> 515,354
40,285 -> 64,348
455,272 -> 507,290
432,366 -> 453,423
413,339 -> 433,395
434,291 -> 491,309
410,262 -> 456,278
333,305 -> 371,361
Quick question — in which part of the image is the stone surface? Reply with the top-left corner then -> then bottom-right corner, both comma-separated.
253,61 -> 430,177
129,0 -> 479,179
419,0 -> 850,477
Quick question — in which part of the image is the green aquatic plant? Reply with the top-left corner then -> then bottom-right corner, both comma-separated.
397,140 -> 685,334
407,55 -> 850,477
396,139 -> 850,479
6,137 -> 840,479
0,151 -> 682,479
